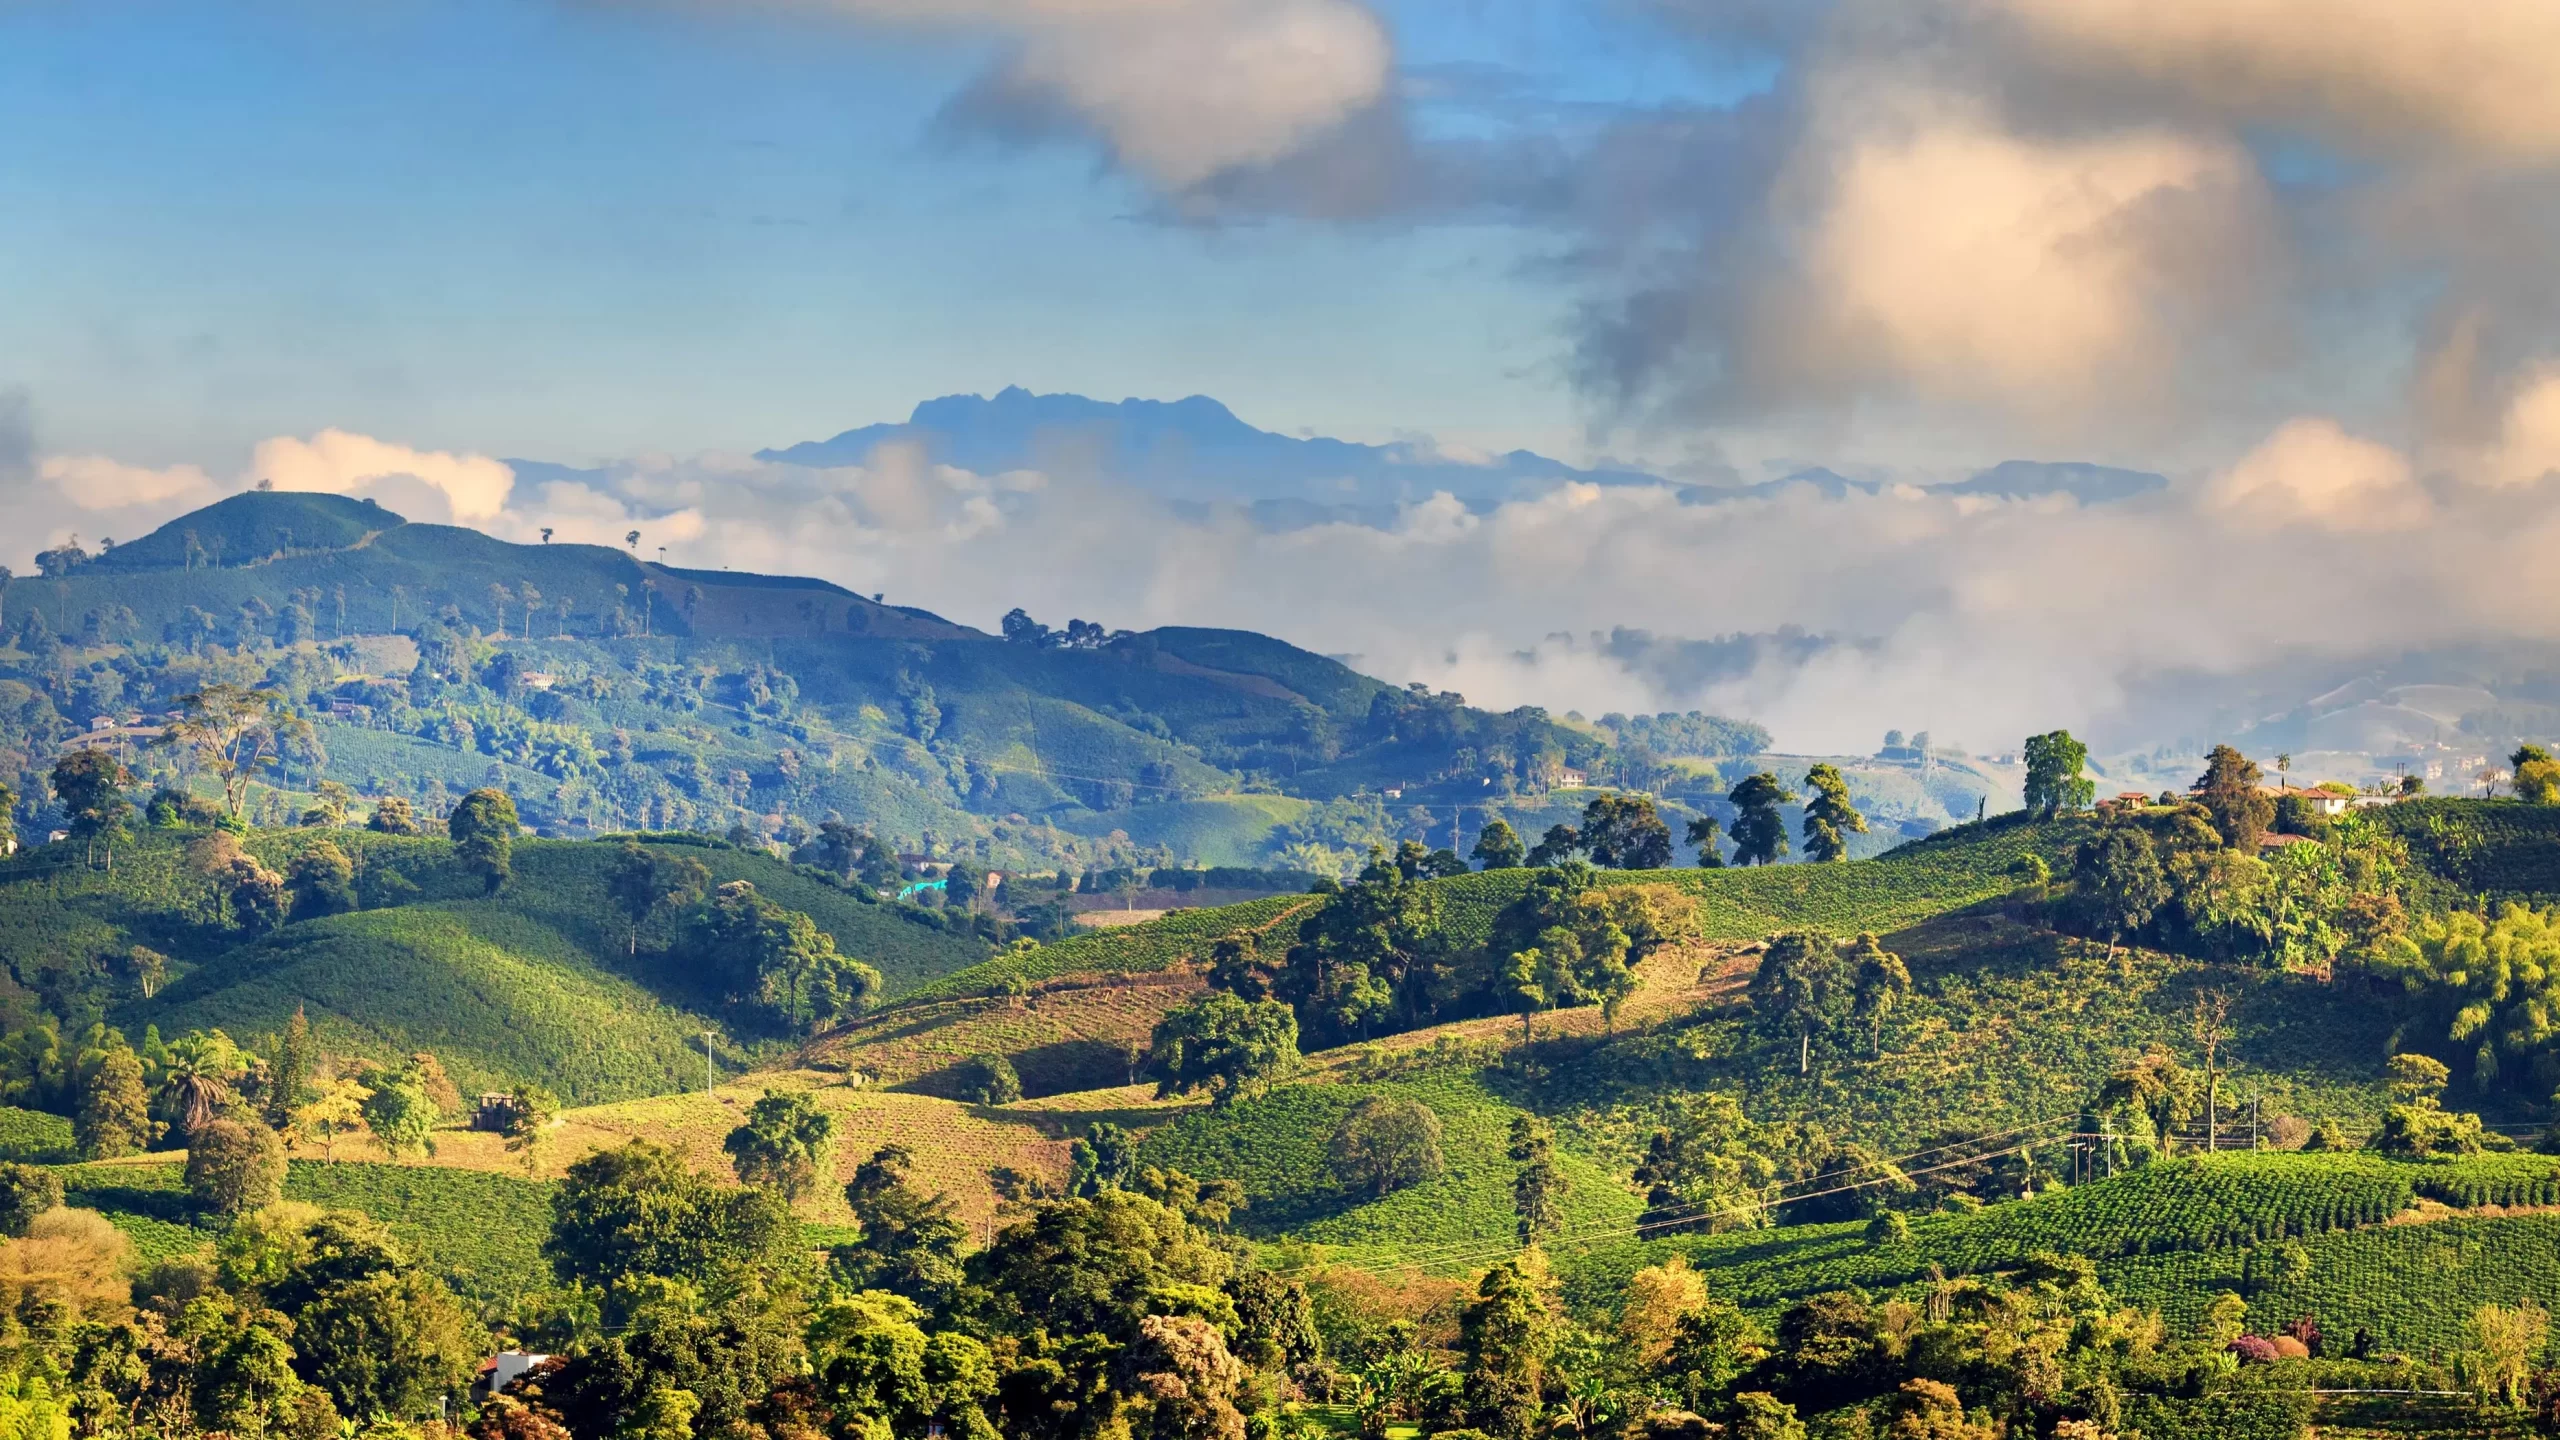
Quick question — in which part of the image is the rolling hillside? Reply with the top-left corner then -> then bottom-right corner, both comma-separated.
0,828 -> 988,1103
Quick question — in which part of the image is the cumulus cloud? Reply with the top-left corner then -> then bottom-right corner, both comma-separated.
250,429 -> 515,524
1788,109 -> 2257,417
1981,0 -> 2560,162
2207,418 -> 2430,531
2476,367 -> 2560,489
785,0 -> 1392,191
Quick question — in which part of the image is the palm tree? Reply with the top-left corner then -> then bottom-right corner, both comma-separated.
158,1031 -> 246,1139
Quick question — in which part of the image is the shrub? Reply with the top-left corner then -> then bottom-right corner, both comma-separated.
955,1054 -> 1023,1106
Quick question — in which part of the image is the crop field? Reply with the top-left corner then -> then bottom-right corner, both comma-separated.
131,902 -> 722,1103
59,1159 -> 553,1304
1556,1152 -> 2560,1327
1140,1068 -> 1641,1268
2105,1214 -> 2560,1359
1528,909 -> 2406,1152
2378,798 -> 2560,904
904,895 -> 1314,1002
1429,814 -> 2085,951
810,974 -> 1205,1097
1052,795 -> 1315,869
0,1107 -> 75,1163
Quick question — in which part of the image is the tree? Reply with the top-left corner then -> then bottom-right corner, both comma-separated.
608,841 -> 707,956
1800,764 -> 1866,863
1525,824 -> 1581,867
1751,931 -> 1848,1075
125,945 -> 169,1000
2513,745 -> 2560,805
1148,993 -> 1299,1107
2193,745 -> 2275,850
2191,989 -> 2234,1150
2069,825 -> 2169,948
1728,773 -> 1798,866
1499,946 -> 1550,1042
546,1139 -> 796,1288
50,748 -> 133,868
76,1042 -> 155,1158
0,1163 -> 61,1237
366,795 -> 420,835
1848,934 -> 1911,1057
267,1006 -> 313,1130
840,1143 -> 969,1299
293,1075 -> 372,1161
1471,819 -> 1525,871
186,1116 -> 288,1214
724,1089 -> 839,1202
448,787 -> 520,894
159,1029 -> 247,1140
1508,1114 -> 1567,1246
499,1083 -> 558,1176
1686,815 -> 1726,867
1579,793 -> 1675,869
225,854 -> 289,935
361,1073 -> 438,1158
299,779 -> 353,827
683,880 -> 881,1033
1328,1095 -> 1446,1196
285,840 -> 355,917
293,1254 -> 480,1422
157,684 -> 313,818
2022,731 -> 2095,817
1459,1256 -> 1558,1439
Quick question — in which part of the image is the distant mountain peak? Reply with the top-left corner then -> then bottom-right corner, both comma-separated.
753,388 -> 2170,523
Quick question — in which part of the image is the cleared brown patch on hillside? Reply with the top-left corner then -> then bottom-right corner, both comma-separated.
806,972 -> 1209,1097
409,1071 -> 1065,1229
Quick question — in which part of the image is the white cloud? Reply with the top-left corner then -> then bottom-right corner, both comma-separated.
36,455 -> 222,512
250,429 -> 516,523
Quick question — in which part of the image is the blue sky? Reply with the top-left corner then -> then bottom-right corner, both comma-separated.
0,0 -> 1768,468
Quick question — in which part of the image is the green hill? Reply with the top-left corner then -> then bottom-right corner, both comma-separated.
0,828 -> 987,1103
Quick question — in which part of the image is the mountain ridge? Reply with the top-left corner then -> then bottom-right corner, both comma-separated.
747,386 -> 2171,514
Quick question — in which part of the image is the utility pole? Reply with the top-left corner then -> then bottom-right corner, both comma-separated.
704,1031 -> 715,1094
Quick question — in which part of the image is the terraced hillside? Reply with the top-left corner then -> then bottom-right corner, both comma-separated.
1556,1151 -> 2560,1358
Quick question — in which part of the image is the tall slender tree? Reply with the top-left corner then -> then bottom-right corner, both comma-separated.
1800,764 -> 1866,863
1727,773 -> 1798,867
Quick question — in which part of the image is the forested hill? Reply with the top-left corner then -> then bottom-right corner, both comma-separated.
7,490 -> 1818,874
